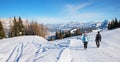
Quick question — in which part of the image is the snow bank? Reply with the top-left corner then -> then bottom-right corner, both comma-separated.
0,36 -> 48,62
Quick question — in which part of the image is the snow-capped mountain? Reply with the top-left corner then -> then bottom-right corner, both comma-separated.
47,20 -> 108,32
99,20 -> 108,29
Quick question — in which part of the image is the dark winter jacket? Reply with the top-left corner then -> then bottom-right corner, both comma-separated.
95,33 -> 101,41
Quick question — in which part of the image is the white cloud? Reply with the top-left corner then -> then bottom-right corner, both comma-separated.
35,3 -> 103,24
62,13 -> 100,22
62,3 -> 105,22
65,3 -> 91,15
30,3 -> 105,24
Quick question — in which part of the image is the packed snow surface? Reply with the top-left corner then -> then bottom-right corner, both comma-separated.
0,28 -> 120,62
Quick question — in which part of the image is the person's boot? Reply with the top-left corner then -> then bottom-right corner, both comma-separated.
97,45 -> 99,48
84,46 -> 87,49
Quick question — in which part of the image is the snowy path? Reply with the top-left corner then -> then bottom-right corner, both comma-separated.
0,29 -> 120,62
57,37 -> 120,62
56,29 -> 120,62
70,42 -> 120,62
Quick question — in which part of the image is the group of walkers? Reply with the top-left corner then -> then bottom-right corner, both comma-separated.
81,31 -> 102,49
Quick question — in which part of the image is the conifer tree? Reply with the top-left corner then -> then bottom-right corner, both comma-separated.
0,21 -> 5,39
119,21 -> 120,27
59,31 -> 64,39
55,31 -> 64,39
108,18 -> 120,30
64,32 -> 69,38
55,31 -> 59,39
114,18 -> 118,28
76,28 -> 82,35
108,22 -> 112,30
11,16 -> 18,37
10,16 -> 25,37
68,30 -> 71,37
18,17 -> 25,36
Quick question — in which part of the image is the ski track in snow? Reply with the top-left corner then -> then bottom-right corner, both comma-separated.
6,45 -> 17,62
0,29 -> 120,62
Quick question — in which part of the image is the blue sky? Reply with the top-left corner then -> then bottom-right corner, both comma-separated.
0,0 -> 120,24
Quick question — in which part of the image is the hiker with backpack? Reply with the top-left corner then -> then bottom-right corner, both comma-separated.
95,31 -> 102,48
81,32 -> 89,49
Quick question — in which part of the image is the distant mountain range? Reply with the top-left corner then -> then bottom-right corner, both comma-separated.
46,20 -> 108,32
0,18 -> 108,33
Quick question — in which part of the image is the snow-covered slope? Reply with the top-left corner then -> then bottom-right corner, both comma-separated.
0,36 -> 48,62
0,28 -> 120,62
